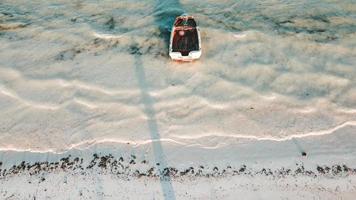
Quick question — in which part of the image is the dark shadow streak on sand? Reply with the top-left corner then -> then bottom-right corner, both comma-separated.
131,1 -> 184,199
292,138 -> 306,156
134,55 -> 176,200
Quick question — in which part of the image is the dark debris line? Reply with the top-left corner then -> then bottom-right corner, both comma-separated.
0,154 -> 355,179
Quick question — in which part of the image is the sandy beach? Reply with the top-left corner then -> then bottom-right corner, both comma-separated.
1,0 -> 355,199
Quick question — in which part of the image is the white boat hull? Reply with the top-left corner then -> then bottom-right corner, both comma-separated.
169,16 -> 202,61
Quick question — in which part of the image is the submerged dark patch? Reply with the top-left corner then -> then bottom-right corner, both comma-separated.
129,44 -> 142,55
105,16 -> 115,30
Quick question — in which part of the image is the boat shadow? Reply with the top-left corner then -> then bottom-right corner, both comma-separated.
153,0 -> 185,53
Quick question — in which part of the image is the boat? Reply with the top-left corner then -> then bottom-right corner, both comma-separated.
169,15 -> 201,61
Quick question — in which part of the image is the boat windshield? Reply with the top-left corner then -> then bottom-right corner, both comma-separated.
174,18 -> 197,27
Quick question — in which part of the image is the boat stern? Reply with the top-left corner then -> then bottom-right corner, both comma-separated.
169,50 -> 201,61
